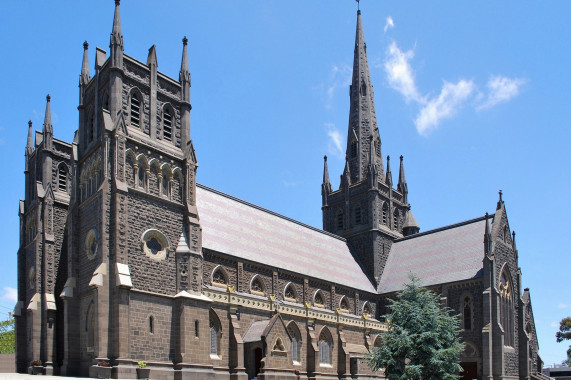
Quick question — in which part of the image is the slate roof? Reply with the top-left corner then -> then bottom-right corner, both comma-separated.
377,215 -> 492,294
243,319 -> 271,343
197,184 -> 376,293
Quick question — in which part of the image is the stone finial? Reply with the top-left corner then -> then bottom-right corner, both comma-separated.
183,36 -> 188,46
83,40 -> 88,50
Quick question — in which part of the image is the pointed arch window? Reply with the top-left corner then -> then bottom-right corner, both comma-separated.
58,164 -> 67,192
163,107 -> 173,141
102,92 -> 109,111
137,158 -> 148,189
351,139 -> 357,158
130,92 -> 141,127
500,269 -> 514,347
149,316 -> 154,334
210,311 -> 221,358
86,302 -> 95,348
314,291 -> 325,308
88,115 -> 95,142
393,209 -> 399,230
363,302 -> 372,317
211,267 -> 228,288
382,203 -> 388,225
375,138 -> 381,156
162,171 -> 170,197
336,210 -> 344,231
250,276 -> 266,296
339,297 -> 350,313
288,322 -> 302,364
318,329 -> 332,366
284,284 -> 297,302
355,204 -> 362,225
463,296 -> 472,330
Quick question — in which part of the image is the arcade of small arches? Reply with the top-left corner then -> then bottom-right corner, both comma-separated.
336,201 -> 403,232
209,266 -> 376,317
125,149 -> 183,202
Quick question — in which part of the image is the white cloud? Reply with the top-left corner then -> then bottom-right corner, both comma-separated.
558,302 -> 569,309
384,41 -> 424,104
325,64 -> 352,109
1,287 -> 17,303
551,321 -> 560,328
384,16 -> 394,32
477,75 -> 526,110
325,122 -> 345,159
415,79 -> 475,136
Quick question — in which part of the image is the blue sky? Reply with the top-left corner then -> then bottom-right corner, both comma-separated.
0,1 -> 569,366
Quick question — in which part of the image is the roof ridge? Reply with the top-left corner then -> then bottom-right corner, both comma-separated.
395,213 -> 495,242
197,183 -> 347,242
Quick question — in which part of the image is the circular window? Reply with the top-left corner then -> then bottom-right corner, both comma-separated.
141,229 -> 169,261
85,229 -> 98,260
28,266 -> 35,289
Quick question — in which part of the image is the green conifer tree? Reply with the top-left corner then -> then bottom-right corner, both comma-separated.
368,275 -> 464,380
0,314 -> 15,354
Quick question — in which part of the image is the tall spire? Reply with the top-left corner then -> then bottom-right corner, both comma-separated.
345,9 -> 383,183
26,120 -> 34,156
321,156 -> 332,206
43,95 -> 53,150
81,41 -> 90,83
398,155 -> 408,203
180,36 -> 190,101
109,0 -> 124,68
79,41 -> 90,105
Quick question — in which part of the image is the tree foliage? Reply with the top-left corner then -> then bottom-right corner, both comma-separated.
367,275 -> 464,380
556,317 -> 571,366
0,314 -> 15,354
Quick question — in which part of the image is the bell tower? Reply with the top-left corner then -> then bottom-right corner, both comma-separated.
321,10 -> 419,286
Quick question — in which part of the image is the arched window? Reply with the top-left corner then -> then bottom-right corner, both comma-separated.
284,284 -> 297,302
382,203 -> 388,225
503,226 -> 509,243
314,291 -> 325,308
162,170 -> 170,197
58,164 -> 67,192
360,78 -> 367,97
211,267 -> 227,287
373,335 -> 382,349
210,311 -> 221,357
463,296 -> 472,330
339,297 -> 350,313
363,302 -> 372,317
88,114 -> 95,142
499,269 -> 514,346
287,322 -> 302,364
130,92 -> 141,127
393,209 -> 399,230
318,329 -> 332,366
351,139 -> 357,158
149,316 -> 154,334
102,92 -> 109,111
375,138 -> 381,156
250,276 -> 266,295
355,204 -> 362,225
163,106 -> 173,141
137,158 -> 148,189
86,302 -> 95,348
336,210 -> 344,231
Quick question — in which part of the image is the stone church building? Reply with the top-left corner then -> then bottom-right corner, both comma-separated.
15,2 -> 542,379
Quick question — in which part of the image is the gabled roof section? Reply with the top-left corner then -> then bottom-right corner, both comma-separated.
196,184 -> 376,293
378,215 -> 493,294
